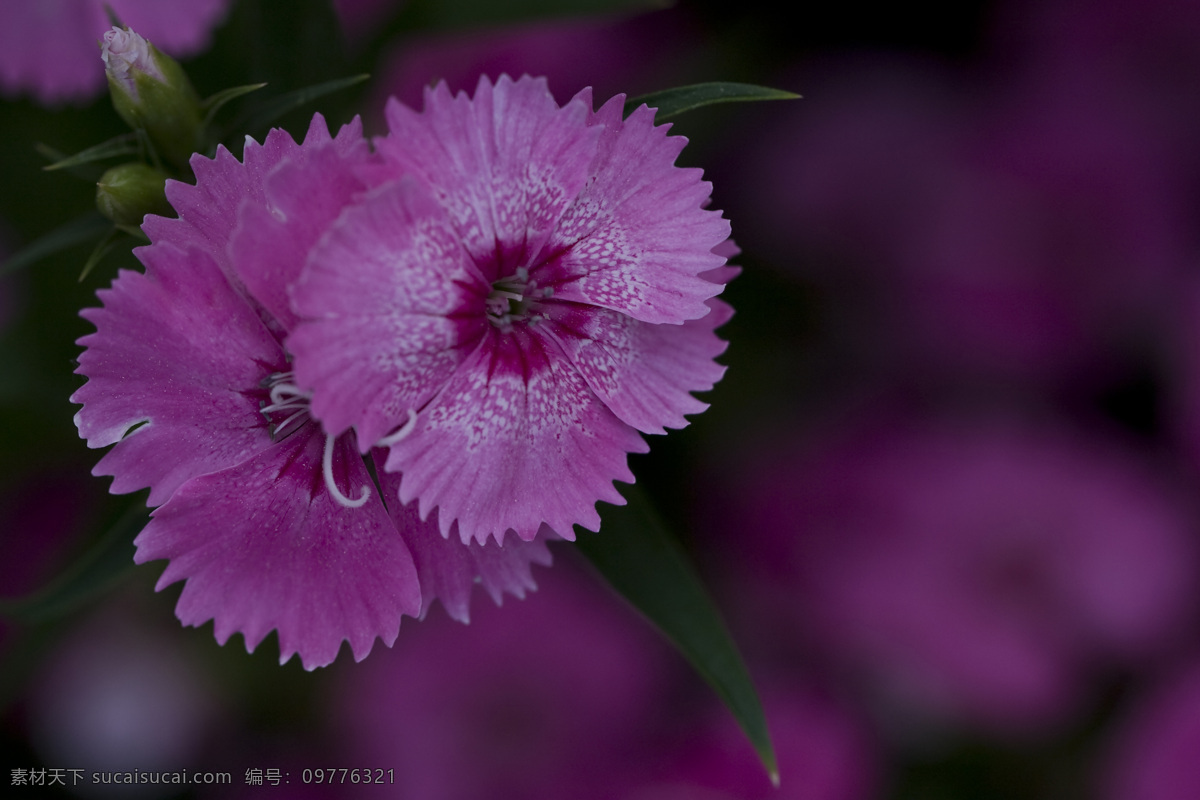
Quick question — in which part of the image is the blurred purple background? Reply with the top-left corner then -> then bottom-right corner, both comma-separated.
4,0 -> 1200,797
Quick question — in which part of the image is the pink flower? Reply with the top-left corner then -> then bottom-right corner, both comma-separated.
72,115 -> 552,670
0,0 -> 230,105
725,417 -> 1198,736
286,75 -> 735,544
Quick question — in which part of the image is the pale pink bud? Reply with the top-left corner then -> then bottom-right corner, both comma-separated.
100,27 -> 165,101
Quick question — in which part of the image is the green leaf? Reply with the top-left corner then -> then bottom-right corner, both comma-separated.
77,227 -> 123,282
625,82 -> 800,121
201,82 -> 268,130
40,133 -> 139,172
0,503 -> 144,624
230,74 -> 370,139
35,144 -> 105,182
0,213 -> 112,275
575,484 -> 779,783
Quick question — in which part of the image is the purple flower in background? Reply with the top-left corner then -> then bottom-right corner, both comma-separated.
331,0 -> 404,42
29,607 -> 221,778
72,116 -> 552,669
0,0 -> 230,104
627,686 -> 881,800
726,417 -> 1198,736
334,560 -> 671,800
288,75 -> 734,544
370,13 -> 688,115
1099,658 -> 1200,800
731,55 -> 1189,385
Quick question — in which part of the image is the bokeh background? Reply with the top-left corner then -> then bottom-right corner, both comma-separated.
4,0 -> 1200,797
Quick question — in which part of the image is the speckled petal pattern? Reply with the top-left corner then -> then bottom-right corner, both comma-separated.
533,94 -> 731,324
290,178 -> 485,445
543,297 -> 733,435
383,327 -> 646,544
376,75 -> 600,277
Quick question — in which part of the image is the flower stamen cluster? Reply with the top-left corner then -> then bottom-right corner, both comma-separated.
486,266 -> 554,331
259,370 -> 312,441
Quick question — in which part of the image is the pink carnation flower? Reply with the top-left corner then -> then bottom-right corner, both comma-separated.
0,0 -> 230,105
286,75 -> 735,544
72,115 -> 552,670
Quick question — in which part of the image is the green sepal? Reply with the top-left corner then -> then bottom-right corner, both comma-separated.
575,484 -> 779,784
107,40 -> 205,169
625,82 -> 800,121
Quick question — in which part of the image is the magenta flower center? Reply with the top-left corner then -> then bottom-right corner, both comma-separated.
485,267 -> 554,332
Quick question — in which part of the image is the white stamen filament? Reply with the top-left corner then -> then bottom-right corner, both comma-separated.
270,408 -> 309,439
268,382 -> 310,408
322,434 -> 370,508
376,409 -> 419,448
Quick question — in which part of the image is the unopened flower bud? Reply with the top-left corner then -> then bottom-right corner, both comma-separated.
101,26 -> 166,99
101,27 -> 203,169
96,162 -> 172,226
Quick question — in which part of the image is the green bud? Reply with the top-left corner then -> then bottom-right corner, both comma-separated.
101,27 -> 204,170
96,162 -> 172,226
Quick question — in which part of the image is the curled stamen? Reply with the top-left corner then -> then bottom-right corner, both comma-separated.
323,434 -> 371,508
376,409 -> 418,448
259,371 -> 315,441
268,382 -> 311,407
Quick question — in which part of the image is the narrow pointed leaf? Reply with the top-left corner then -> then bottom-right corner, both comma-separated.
231,74 -> 370,139
0,503 -> 144,624
201,82 -> 268,130
0,213 -> 111,275
78,227 -> 123,282
575,484 -> 778,783
35,144 -> 105,182
625,82 -> 799,121
41,133 -> 139,171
